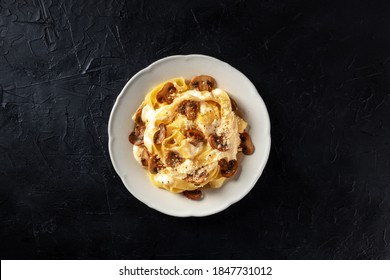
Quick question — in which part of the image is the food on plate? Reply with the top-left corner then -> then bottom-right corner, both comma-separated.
128,75 -> 254,200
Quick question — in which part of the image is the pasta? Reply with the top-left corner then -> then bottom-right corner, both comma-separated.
128,75 -> 254,200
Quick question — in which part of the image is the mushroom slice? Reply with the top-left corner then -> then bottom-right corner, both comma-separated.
128,131 -> 143,146
129,107 -> 146,146
140,147 -> 150,168
165,151 -> 184,167
190,75 -> 217,91
240,132 -> 255,155
134,124 -> 145,137
153,124 -> 167,144
229,97 -> 239,112
183,189 -> 203,200
178,100 -> 200,120
185,169 -> 208,185
148,154 -> 164,174
185,129 -> 205,146
208,134 -> 229,151
134,106 -> 144,124
156,82 -> 177,104
218,158 -> 238,178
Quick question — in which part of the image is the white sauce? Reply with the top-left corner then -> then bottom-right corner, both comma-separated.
154,173 -> 174,185
133,145 -> 143,165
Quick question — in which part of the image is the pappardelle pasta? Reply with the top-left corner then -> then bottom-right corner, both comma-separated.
128,75 -> 254,200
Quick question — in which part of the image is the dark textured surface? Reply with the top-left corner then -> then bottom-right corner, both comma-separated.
1,0 -> 390,260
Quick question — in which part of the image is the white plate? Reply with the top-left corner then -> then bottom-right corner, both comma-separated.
108,54 -> 271,217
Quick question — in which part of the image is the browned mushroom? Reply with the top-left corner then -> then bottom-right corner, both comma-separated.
134,106 -> 143,124
185,169 -> 208,185
230,96 -> 238,112
148,154 -> 164,174
218,159 -> 238,178
128,131 -> 143,146
156,82 -> 177,104
165,151 -> 184,167
183,189 -> 203,200
129,106 -> 146,146
190,75 -> 217,91
134,124 -> 145,137
240,132 -> 255,155
140,147 -> 150,167
185,129 -> 205,146
208,134 -> 229,151
153,124 -> 167,144
129,123 -> 145,146
178,100 -> 200,120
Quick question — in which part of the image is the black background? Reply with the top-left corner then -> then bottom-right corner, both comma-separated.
1,0 -> 390,259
